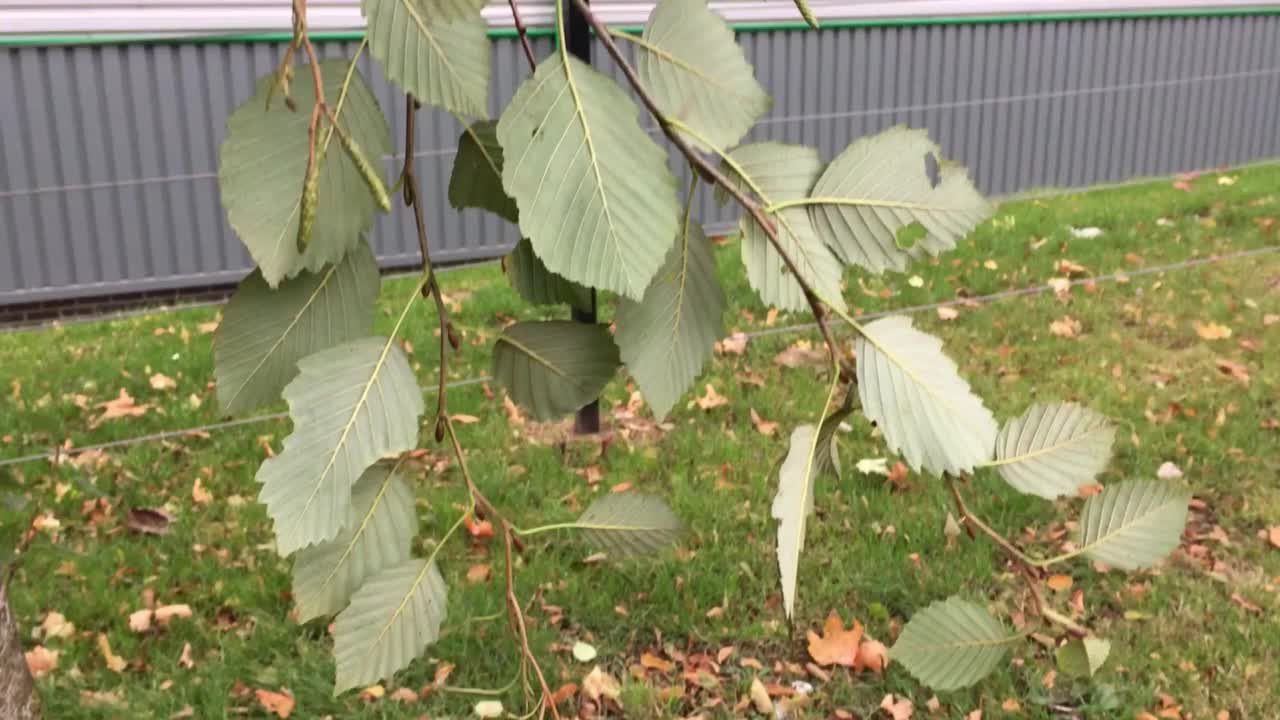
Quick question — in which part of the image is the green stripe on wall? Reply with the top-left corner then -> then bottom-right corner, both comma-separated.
2,7 -> 1279,48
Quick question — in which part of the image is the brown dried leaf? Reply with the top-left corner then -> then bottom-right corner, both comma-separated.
255,688 -> 296,718
127,507 -> 175,535
854,639 -> 888,673
807,612 -> 863,667
92,389 -> 151,427
192,478 -> 213,505
936,306 -> 960,321
1215,358 -> 1250,385
1050,316 -> 1082,338
715,332 -> 749,355
750,408 -> 779,436
149,373 -> 177,391
24,645 -> 59,678
97,633 -> 128,673
880,693 -> 915,720
695,384 -> 728,411
155,604 -> 193,625
1194,321 -> 1232,340
639,652 -> 675,674
774,340 -> 826,369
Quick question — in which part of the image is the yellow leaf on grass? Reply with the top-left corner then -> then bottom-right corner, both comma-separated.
1046,575 -> 1074,591
1194,321 -> 1232,340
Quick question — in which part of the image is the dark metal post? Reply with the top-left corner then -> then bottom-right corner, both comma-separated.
567,0 -> 601,435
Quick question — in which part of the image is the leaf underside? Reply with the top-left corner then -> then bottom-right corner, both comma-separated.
809,125 -> 992,274
577,493 -> 682,558
636,0 -> 771,151
292,462 -> 418,622
333,557 -> 447,693
1075,480 -> 1189,570
855,315 -> 997,476
991,402 -> 1115,499
615,218 -> 725,419
728,143 -> 847,313
361,0 -> 491,117
448,120 -> 518,223
257,337 -> 424,555
491,320 -> 620,421
215,241 -> 380,416
219,59 -> 391,286
772,424 -> 821,619
891,596 -> 1015,690
497,53 -> 680,299
505,240 -> 593,313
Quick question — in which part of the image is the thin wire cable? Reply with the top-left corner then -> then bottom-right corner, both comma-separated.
3,65 -> 1277,200
2,244 -> 1275,470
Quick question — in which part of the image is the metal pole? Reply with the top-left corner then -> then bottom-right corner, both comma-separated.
567,0 -> 601,435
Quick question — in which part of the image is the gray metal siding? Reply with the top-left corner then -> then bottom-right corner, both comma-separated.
2,15 -> 1279,304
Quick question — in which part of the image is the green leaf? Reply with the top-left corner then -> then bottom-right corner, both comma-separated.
219,59 -> 391,286
1056,637 -> 1111,678
492,321 -> 620,421
890,596 -> 1017,691
257,337 -> 424,555
215,241 -> 380,416
727,143 -> 847,313
505,239 -> 593,313
615,212 -> 725,419
771,423 -> 828,619
292,462 -> 418,622
361,0 -> 490,117
497,53 -> 680,299
448,120 -> 518,223
333,557 -> 447,693
813,392 -> 856,479
634,0 -> 771,151
854,315 -> 996,476
1075,480 -> 1189,570
807,126 -> 991,274
577,493 -> 682,557
988,403 -> 1115,499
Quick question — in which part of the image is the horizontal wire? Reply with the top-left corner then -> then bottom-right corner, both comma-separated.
2,65 -> 1276,200
2,244 -> 1275,470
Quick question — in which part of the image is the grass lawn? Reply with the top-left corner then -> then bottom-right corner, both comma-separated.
1,165 -> 1278,719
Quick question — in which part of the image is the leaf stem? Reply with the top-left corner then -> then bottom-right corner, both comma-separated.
944,474 -> 1043,568
507,0 -> 538,69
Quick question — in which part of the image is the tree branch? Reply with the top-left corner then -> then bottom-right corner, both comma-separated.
507,0 -> 538,70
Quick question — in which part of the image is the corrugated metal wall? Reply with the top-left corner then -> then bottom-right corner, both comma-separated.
3,14 -> 1279,305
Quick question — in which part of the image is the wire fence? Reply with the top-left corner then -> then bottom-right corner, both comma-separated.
2,243 -> 1275,470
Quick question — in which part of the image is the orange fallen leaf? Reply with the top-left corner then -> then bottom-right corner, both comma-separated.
178,642 -> 195,669
464,514 -> 495,539
92,389 -> 151,427
854,639 -> 889,673
155,604 -> 193,625
1050,316 -> 1082,338
639,652 -> 676,673
389,687 -> 419,703
1215,358 -> 1250,385
750,408 -> 779,436
149,373 -> 177,391
465,564 -> 491,584
695,384 -> 728,411
807,612 -> 863,667
886,461 -> 910,489
1002,698 -> 1022,712
581,666 -> 621,702
501,395 -> 525,426
609,482 -> 632,493
715,332 -> 748,355
24,645 -> 59,678
1267,527 -> 1280,549
1230,592 -> 1262,614
97,633 -> 128,673
192,478 -> 213,505
880,693 -> 914,720
1194,321 -> 1232,340
774,340 -> 826,369
128,609 -> 153,633
256,688 -> 296,718
549,683 -> 578,706
1046,575 -> 1073,591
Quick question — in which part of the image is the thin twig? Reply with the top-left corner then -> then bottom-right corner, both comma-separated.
504,528 -> 559,720
507,0 -> 538,69
944,474 -> 1041,568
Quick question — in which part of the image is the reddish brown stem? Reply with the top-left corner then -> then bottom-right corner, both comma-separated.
507,0 -> 538,69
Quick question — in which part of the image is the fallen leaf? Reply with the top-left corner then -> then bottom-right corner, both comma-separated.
765,308 -> 779,326
1194,321 -> 1232,340
639,652 -> 676,673
695,384 -> 728,411
196,320 -> 220,334
92,389 -> 151,427
1264,313 -> 1279,327
925,696 -> 942,713
501,395 -> 525,426
1217,175 -> 1237,185
1047,277 -> 1071,299
255,688 -> 296,718
98,633 -> 128,673
24,646 -> 59,678
1231,592 -> 1262,614
750,677 -> 774,714
463,514 -> 495,539
715,332 -> 749,355
178,642 -> 194,669
155,604 -> 193,625
880,693 -> 914,720
1002,698 -> 1022,712
1156,461 -> 1183,480
582,665 -> 621,702
389,687 -> 418,703
451,413 -> 480,424
1215,358 -> 1250,385
1267,527 -> 1280,549
474,700 -> 503,718
192,478 -> 213,505
936,306 -> 960,321
359,685 -> 385,701
1046,575 -> 1074,591
572,641 -> 597,663
854,639 -> 888,673
129,609 -> 153,633
983,259 -> 999,269
886,462 -> 910,489
1050,316 -> 1082,338
80,690 -> 124,708
149,373 -> 177,391
750,408 -> 779,436
127,507 -> 175,535
807,612 -> 863,667
40,611 -> 75,640
774,340 -> 826,369
465,564 -> 491,584
856,457 -> 889,476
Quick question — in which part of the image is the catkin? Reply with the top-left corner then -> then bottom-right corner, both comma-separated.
296,160 -> 320,252
339,130 -> 391,211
